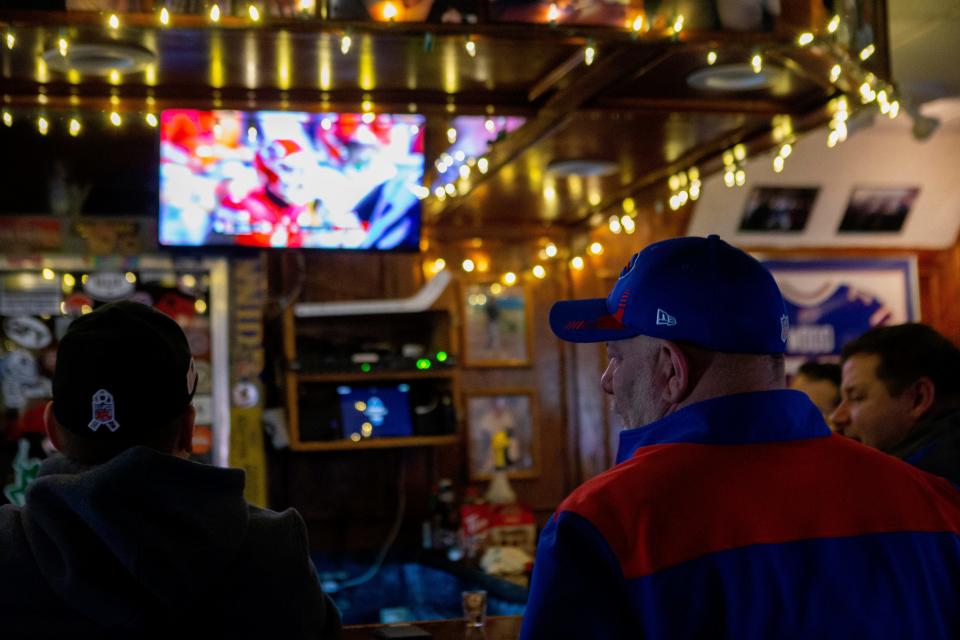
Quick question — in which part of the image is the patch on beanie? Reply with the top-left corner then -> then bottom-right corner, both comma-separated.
89,389 -> 121,433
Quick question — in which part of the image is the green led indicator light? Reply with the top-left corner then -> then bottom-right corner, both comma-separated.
360,363 -> 372,373
436,351 -> 448,362
416,358 -> 432,370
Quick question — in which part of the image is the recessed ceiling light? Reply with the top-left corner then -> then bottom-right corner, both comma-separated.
41,42 -> 155,76
546,159 -> 618,177
687,63 -> 785,92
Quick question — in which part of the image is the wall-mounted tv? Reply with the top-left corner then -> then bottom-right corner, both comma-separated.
159,109 -> 425,251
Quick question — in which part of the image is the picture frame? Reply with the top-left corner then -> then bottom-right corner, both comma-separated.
838,185 -> 920,233
761,257 -> 920,362
465,389 -> 539,481
462,282 -> 532,367
739,186 -> 820,232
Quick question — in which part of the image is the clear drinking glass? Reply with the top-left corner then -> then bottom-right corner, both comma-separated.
462,589 -> 487,628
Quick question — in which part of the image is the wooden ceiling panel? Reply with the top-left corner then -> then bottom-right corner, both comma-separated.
431,108 -> 771,228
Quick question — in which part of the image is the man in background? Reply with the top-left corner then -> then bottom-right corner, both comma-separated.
522,235 -> 960,639
0,301 -> 341,638
790,360 -> 842,424
831,323 -> 960,484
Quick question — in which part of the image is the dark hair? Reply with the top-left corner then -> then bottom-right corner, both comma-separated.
841,323 -> 960,407
797,361 -> 841,388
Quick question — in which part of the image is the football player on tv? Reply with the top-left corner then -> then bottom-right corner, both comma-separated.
214,139 -> 365,248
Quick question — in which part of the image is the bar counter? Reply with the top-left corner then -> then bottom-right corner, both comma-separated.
344,615 -> 522,639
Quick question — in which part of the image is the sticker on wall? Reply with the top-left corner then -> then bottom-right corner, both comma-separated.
84,272 -> 135,301
194,360 -> 212,394
3,317 -> 53,350
0,276 -> 61,316
231,380 -> 260,409
3,349 -> 38,380
193,394 -> 213,425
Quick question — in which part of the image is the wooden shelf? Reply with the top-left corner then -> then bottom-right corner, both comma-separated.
296,369 -> 457,383
289,435 -> 458,452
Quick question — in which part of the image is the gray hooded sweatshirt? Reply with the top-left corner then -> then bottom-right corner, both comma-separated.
0,446 -> 341,639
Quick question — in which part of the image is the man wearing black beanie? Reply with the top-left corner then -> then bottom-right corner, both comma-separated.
0,301 -> 341,639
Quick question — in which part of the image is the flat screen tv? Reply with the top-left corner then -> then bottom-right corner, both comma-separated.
159,109 -> 424,250
337,384 -> 415,439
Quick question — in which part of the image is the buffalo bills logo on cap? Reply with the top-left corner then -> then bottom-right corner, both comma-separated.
89,389 -> 121,432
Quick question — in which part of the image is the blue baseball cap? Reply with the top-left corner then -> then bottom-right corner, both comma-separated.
550,235 -> 788,354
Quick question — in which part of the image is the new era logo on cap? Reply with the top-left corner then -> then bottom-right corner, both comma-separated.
656,308 -> 677,327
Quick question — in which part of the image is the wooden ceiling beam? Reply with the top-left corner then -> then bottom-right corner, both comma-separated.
425,46 -> 670,225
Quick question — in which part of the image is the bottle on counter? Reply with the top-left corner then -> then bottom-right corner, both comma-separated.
485,430 -> 517,505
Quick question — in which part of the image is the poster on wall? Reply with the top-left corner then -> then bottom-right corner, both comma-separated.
761,258 -> 919,364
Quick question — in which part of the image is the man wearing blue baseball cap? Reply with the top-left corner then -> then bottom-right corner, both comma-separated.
521,235 -> 960,639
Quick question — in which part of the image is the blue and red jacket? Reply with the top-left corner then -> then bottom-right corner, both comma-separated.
521,390 -> 960,639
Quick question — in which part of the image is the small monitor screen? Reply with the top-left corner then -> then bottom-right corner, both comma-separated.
159,109 -> 424,250
337,384 -> 414,439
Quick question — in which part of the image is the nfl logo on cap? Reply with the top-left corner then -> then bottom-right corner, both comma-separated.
89,389 -> 121,433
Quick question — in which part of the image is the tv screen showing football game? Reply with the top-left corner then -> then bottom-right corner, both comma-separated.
159,109 -> 425,250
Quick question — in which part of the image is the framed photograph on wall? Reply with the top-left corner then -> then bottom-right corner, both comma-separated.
739,186 -> 819,232
838,186 -> 920,232
465,389 -> 539,480
761,257 -> 919,365
462,282 -> 531,367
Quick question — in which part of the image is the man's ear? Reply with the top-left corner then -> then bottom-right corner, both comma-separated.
177,404 -> 197,457
906,376 -> 936,420
659,341 -> 690,405
43,401 -> 64,452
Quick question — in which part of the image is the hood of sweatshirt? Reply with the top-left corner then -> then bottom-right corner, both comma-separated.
19,446 -> 249,630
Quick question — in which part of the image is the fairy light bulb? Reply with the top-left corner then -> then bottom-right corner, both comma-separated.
797,32 -> 814,46
248,5 -> 261,21
827,15 -> 840,34
209,4 -> 221,22
751,53 -> 763,74
502,272 -> 517,286
37,116 -> 49,135
544,243 -> 558,258
68,117 -> 81,136
859,44 -> 875,61
58,37 -> 68,57
382,1 -> 398,21
465,39 -> 476,57
588,242 -> 603,255
159,7 -> 171,25
110,111 -> 122,127
570,256 -> 584,271
706,50 -> 717,65
829,64 -> 841,83
584,45 -> 596,66
145,113 -> 159,127
108,14 -> 120,30
341,34 -> 352,54
547,3 -> 559,23
532,265 -> 546,279
462,259 -> 475,273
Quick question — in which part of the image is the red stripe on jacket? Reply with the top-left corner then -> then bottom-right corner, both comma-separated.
557,434 -> 960,579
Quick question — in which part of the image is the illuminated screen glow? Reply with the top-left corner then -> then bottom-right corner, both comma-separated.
159,109 -> 424,250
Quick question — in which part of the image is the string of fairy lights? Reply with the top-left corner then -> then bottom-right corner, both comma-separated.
1,5 -> 900,286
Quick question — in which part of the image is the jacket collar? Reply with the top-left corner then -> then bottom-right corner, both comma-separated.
616,389 -> 831,464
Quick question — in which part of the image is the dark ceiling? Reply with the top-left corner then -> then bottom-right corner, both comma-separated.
0,6 -> 887,235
